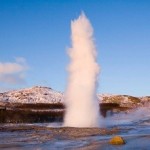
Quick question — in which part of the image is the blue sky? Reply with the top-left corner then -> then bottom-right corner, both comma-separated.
0,0 -> 150,96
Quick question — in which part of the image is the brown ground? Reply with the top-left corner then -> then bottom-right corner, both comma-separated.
0,125 -> 119,140
0,103 -> 130,123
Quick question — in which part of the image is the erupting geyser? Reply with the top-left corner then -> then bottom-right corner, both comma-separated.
64,12 -> 100,127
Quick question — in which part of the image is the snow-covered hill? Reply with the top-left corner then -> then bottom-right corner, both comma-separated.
0,86 -> 63,104
0,86 -> 149,108
98,94 -> 142,107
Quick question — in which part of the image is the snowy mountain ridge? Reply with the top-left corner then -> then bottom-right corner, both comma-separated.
0,86 -> 63,104
0,86 -> 149,107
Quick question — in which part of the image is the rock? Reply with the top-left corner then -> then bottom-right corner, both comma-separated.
109,135 -> 125,145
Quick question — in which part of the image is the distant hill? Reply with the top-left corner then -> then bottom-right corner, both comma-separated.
0,86 -> 149,108
0,86 -> 63,104
0,86 -> 149,123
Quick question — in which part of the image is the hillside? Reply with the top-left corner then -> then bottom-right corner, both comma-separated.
0,86 -> 148,108
0,86 -> 63,104
0,86 -> 149,123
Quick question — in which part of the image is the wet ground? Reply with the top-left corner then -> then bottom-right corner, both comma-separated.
0,106 -> 150,150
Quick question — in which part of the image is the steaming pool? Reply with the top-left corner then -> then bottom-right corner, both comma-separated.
0,107 -> 150,150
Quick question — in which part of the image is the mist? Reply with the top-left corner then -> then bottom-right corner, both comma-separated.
64,12 -> 100,127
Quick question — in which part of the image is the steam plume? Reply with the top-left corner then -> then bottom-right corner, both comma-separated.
64,13 -> 100,127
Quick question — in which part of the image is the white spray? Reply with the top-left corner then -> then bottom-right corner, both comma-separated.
64,13 -> 100,127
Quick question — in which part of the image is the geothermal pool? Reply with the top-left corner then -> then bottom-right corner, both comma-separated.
0,107 -> 150,150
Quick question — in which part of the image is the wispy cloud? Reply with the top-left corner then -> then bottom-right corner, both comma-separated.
0,57 -> 28,85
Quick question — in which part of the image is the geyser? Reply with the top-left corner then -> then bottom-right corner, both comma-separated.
64,12 -> 100,127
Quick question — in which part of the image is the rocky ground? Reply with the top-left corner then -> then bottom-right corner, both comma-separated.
0,125 -> 119,139
0,121 -> 150,150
